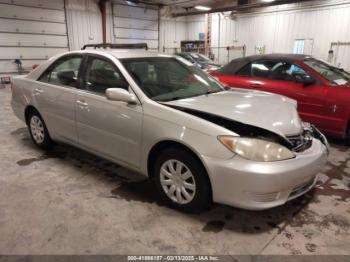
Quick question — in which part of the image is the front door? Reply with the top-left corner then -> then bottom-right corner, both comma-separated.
75,55 -> 143,167
253,61 -> 327,128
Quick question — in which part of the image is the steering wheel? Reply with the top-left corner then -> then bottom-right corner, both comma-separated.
142,83 -> 158,97
321,71 -> 329,77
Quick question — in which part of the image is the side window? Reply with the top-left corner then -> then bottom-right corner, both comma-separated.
270,62 -> 310,82
39,56 -> 82,87
83,57 -> 128,94
251,61 -> 279,79
236,63 -> 252,76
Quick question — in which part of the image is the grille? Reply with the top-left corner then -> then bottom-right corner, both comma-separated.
246,191 -> 280,202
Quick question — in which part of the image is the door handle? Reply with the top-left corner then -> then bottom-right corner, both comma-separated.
76,100 -> 88,107
249,83 -> 262,88
34,88 -> 43,94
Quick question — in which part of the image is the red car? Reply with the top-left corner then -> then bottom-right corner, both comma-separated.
212,54 -> 350,143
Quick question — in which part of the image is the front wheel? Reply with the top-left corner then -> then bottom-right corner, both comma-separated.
153,148 -> 212,213
28,110 -> 54,150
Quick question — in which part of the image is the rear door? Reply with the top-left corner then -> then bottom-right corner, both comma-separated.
75,54 -> 143,167
35,54 -> 83,143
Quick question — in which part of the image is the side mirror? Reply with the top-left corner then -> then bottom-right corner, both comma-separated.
294,74 -> 316,86
106,88 -> 137,103
57,70 -> 77,86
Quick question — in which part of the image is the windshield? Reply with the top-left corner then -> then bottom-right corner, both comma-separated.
304,59 -> 350,85
121,57 -> 225,102
190,53 -> 211,63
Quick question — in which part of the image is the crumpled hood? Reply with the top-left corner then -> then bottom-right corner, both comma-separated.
164,89 -> 302,137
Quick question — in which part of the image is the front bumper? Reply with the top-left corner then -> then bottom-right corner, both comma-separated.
204,137 -> 328,210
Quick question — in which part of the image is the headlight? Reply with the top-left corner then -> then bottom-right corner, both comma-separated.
218,136 -> 295,162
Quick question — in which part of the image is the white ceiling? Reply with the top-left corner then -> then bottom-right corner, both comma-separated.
145,0 -> 235,8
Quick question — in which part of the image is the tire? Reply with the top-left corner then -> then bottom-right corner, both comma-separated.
27,110 -> 54,150
152,147 -> 212,213
344,125 -> 350,146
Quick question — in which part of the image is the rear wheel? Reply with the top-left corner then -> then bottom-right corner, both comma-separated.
28,110 -> 54,150
152,148 -> 211,213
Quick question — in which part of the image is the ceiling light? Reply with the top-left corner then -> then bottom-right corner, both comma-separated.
261,0 -> 275,2
194,5 -> 212,11
125,0 -> 139,6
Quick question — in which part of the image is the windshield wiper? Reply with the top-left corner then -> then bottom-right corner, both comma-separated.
205,89 -> 224,95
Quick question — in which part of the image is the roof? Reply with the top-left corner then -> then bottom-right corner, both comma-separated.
97,49 -> 171,59
239,53 -> 311,62
68,49 -> 173,59
218,53 -> 313,74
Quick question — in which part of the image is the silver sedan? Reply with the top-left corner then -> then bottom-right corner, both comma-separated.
11,49 -> 328,212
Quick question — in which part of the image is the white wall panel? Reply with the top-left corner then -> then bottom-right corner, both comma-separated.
112,1 -> 159,50
0,18 -> 66,35
234,3 -> 350,64
66,0 -> 103,51
0,47 -> 63,59
0,33 -> 68,47
114,38 -> 159,49
159,15 -> 206,54
0,3 -> 65,23
0,0 -> 68,74
0,0 -> 64,10
115,17 -> 158,31
113,4 -> 158,20
186,15 -> 206,40
114,28 -> 158,40
183,0 -> 350,67
159,17 -> 186,53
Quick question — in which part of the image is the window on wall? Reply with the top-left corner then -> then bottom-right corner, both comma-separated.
294,39 -> 305,54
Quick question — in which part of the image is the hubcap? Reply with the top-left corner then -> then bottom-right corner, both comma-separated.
160,159 -> 196,204
30,116 -> 45,144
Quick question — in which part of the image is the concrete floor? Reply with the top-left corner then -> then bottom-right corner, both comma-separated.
0,86 -> 349,255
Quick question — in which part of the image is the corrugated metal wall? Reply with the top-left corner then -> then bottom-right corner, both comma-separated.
111,0 -> 159,50
159,15 -> 206,54
0,0 -> 69,74
235,2 -> 350,63
66,0 -> 103,51
2,0 -> 350,73
166,0 -> 350,68
159,16 -> 187,54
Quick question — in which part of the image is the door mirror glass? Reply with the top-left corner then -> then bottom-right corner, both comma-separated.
294,73 -> 316,86
57,70 -> 77,86
106,88 -> 137,103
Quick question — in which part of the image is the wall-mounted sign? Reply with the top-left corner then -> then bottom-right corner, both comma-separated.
255,45 -> 266,55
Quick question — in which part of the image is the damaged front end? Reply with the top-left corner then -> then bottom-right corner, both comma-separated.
165,104 -> 328,154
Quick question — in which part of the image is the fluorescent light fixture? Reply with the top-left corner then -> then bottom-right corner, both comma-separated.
194,5 -> 212,11
262,0 -> 275,2
125,0 -> 139,6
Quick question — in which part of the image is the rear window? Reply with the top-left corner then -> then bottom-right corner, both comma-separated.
216,58 -> 247,75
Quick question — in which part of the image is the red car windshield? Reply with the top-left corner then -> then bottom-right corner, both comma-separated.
304,59 -> 350,85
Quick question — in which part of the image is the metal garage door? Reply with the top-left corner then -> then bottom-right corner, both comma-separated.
112,0 -> 159,51
0,0 -> 69,74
